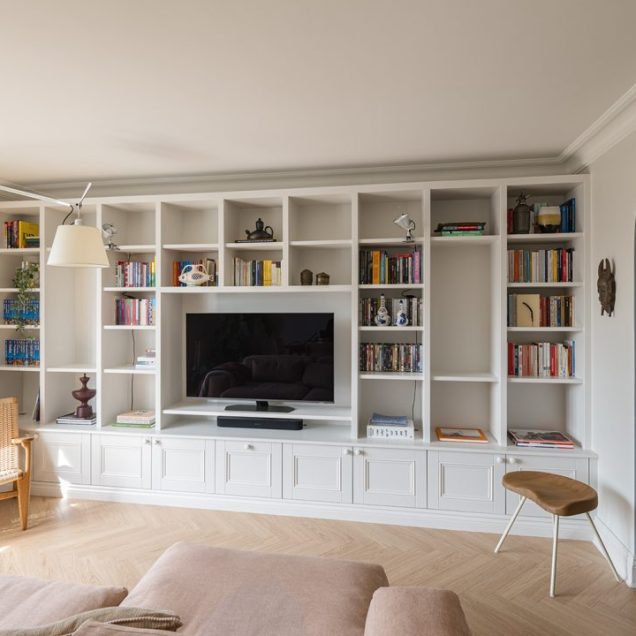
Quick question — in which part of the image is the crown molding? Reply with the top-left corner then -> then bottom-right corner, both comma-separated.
561,83 -> 636,173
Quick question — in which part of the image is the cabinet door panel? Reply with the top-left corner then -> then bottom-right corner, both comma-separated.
216,441 -> 282,498
354,448 -> 426,508
283,444 -> 352,503
32,432 -> 91,485
428,451 -> 505,513
505,455 -> 589,518
92,435 -> 151,489
152,438 -> 214,493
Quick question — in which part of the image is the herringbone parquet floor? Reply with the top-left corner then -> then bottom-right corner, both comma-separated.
1,497 -> 635,635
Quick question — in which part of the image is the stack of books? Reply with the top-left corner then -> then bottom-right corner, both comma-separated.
508,341 -> 575,378
115,260 -> 156,287
135,347 -> 156,369
508,248 -> 574,283
233,258 -> 282,286
3,299 -> 39,325
4,339 -> 40,366
507,294 -> 574,328
435,221 -> 486,237
115,297 -> 156,326
173,258 -> 216,286
367,413 -> 415,440
113,410 -> 156,428
359,343 -> 422,373
2,220 -> 39,248
56,412 -> 97,426
508,429 -> 575,449
359,249 -> 421,285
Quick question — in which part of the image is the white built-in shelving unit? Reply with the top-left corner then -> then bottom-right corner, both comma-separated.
0,175 -> 591,457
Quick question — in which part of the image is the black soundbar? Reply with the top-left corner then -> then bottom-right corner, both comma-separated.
217,415 -> 304,431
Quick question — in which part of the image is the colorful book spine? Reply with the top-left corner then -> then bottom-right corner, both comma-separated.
359,249 -> 422,285
232,258 -> 281,286
2,220 -> 39,249
507,248 -> 574,283
4,338 -> 40,366
507,341 -> 575,378
115,260 -> 156,287
115,297 -> 156,326
3,299 -> 39,324
359,343 -> 423,373
507,295 -> 574,327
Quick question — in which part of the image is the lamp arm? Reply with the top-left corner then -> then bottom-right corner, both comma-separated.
0,183 -> 73,210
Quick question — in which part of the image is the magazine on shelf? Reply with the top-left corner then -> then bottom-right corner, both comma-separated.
435,427 -> 488,443
56,412 -> 97,426
508,429 -> 575,448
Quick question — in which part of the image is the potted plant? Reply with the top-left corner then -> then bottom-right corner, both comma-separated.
11,261 -> 39,335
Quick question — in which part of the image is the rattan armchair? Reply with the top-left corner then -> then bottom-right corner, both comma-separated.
0,397 -> 34,530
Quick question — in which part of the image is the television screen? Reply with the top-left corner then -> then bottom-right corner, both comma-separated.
186,313 -> 334,403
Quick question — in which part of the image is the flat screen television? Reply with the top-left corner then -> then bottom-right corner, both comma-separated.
186,313 -> 334,412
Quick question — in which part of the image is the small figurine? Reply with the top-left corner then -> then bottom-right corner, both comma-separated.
316,272 -> 330,285
597,258 -> 616,316
374,294 -> 391,326
179,263 -> 212,286
300,269 -> 313,285
395,300 -> 409,326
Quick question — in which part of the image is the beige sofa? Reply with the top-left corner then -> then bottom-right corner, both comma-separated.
0,542 -> 471,635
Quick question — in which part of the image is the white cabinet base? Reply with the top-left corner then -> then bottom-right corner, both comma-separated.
91,434 -> 152,490
152,438 -> 215,493
33,432 -> 91,485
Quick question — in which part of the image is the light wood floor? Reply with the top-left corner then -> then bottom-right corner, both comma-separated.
1,497 -> 634,635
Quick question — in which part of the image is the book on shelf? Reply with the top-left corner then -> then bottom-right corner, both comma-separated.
508,429 -> 575,449
2,220 -> 39,249
116,410 -> 156,425
233,257 -> 281,286
359,296 -> 423,327
435,222 -> 486,236
4,338 -> 40,366
110,420 -> 155,428
508,248 -> 574,283
508,293 -> 574,327
359,249 -> 421,285
435,427 -> 488,443
508,341 -> 575,378
172,258 -> 216,287
359,343 -> 422,373
3,298 -> 39,325
56,412 -> 97,426
115,297 -> 156,326
367,415 -> 415,440
115,260 -> 156,288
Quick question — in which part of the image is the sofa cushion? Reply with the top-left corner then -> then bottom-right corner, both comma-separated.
72,622 -> 174,636
123,543 -> 389,636
0,576 -> 128,629
364,587 -> 472,636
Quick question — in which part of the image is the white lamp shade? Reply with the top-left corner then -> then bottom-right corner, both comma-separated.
47,221 -> 109,267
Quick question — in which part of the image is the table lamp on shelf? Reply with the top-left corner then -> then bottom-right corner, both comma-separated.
393,213 -> 416,242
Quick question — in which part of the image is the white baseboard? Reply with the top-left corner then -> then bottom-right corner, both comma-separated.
31,482 -> 593,541
592,514 -> 636,587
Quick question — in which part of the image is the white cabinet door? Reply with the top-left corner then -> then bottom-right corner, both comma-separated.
216,441 -> 282,498
92,434 -> 152,489
428,451 -> 506,514
353,448 -> 426,508
152,438 -> 215,494
32,432 -> 91,485
283,444 -> 353,504
505,454 -> 590,517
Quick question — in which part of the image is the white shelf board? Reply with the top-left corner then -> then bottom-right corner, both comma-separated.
103,287 -> 156,292
162,243 -> 219,252
160,286 -> 218,294
47,364 -> 96,373
506,233 -> 583,243
114,244 -> 157,253
430,235 -> 498,245
225,242 -> 284,251
0,365 -> 40,372
104,365 -> 156,375
359,372 -> 424,380
0,324 -> 39,330
358,283 -> 423,290
0,248 -> 40,255
507,326 -> 582,332
103,325 -> 156,331
359,326 -> 424,332
358,237 -> 426,245
289,239 -> 352,249
0,288 -> 40,293
507,376 -> 582,384
507,282 -> 582,288
163,400 -> 353,422
432,372 -> 498,383
285,285 -> 352,293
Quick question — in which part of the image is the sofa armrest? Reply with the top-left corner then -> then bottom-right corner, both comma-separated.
364,587 -> 471,636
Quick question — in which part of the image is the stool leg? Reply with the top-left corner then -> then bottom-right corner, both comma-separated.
494,496 -> 526,553
586,512 -> 621,582
550,515 -> 559,598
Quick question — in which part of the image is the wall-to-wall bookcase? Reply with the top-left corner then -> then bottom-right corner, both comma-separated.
0,175 -> 591,456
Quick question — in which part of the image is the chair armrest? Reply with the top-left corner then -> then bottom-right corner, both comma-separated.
11,435 -> 35,446
364,587 -> 471,636
11,435 -> 34,475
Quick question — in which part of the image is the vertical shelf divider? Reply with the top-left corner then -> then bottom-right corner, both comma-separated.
422,187 -> 432,444
351,192 -> 360,438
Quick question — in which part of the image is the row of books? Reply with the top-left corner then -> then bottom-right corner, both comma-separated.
359,249 -> 422,285
359,296 -> 423,327
359,343 -> 423,374
114,260 -> 156,288
508,429 -> 575,449
2,220 -> 39,249
508,248 -> 574,283
434,221 -> 486,236
505,198 -> 576,234
114,297 -> 156,326
367,413 -> 415,440
4,338 -> 40,366
508,341 -> 575,378
233,258 -> 282,287
172,258 -> 216,287
3,299 -> 39,325
507,294 -> 574,328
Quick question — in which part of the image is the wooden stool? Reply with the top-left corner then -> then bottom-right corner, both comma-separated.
494,471 -> 620,597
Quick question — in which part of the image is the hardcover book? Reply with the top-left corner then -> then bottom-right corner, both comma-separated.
435,427 -> 488,443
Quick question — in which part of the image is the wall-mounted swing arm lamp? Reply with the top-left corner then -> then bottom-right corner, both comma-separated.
0,181 -> 109,267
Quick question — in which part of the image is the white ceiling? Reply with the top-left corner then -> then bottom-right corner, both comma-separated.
1,0 -> 635,184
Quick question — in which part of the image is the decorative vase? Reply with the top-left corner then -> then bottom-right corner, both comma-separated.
316,272 -> 330,285
300,269 -> 313,285
512,193 -> 531,234
72,374 -> 96,419
395,300 -> 409,326
374,294 -> 392,326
